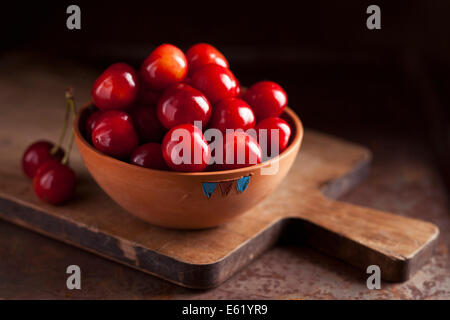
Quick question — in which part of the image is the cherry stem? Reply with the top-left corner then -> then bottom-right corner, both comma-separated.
50,94 -> 71,155
61,88 -> 77,165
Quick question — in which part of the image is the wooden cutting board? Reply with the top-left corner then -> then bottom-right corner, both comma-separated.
0,127 -> 439,288
0,57 -> 439,288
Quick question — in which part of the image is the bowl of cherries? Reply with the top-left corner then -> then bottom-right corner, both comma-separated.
74,43 -> 303,229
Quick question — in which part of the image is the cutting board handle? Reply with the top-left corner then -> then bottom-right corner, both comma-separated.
287,194 -> 439,281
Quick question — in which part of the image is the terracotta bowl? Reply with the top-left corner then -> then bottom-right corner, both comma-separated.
74,103 -> 304,229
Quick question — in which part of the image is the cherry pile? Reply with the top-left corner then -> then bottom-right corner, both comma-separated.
87,43 -> 291,172
22,90 -> 77,205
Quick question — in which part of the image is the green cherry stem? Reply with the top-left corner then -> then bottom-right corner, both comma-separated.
61,88 -> 77,165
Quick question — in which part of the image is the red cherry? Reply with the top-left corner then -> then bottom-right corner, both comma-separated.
140,44 -> 187,91
186,43 -> 229,75
217,131 -> 262,170
130,105 -> 166,143
130,143 -> 168,170
255,117 -> 291,157
162,124 -> 210,172
209,98 -> 255,134
85,110 -> 103,140
33,159 -> 76,205
157,83 -> 211,130
91,63 -> 139,111
92,110 -> 139,159
190,64 -> 239,104
22,141 -> 64,179
243,81 -> 287,121
235,81 -> 242,98
137,79 -> 162,106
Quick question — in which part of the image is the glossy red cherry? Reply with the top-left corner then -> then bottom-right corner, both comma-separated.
130,143 -> 168,170
33,159 -> 76,205
22,141 -> 65,179
209,98 -> 255,134
217,131 -> 262,170
85,110 -> 103,140
255,117 -> 291,157
243,81 -> 287,121
130,105 -> 166,143
190,64 -> 239,104
92,110 -> 139,159
91,63 -> 139,111
140,44 -> 188,91
235,81 -> 242,98
157,83 -> 211,130
186,43 -> 229,75
137,79 -> 162,106
162,124 -> 210,172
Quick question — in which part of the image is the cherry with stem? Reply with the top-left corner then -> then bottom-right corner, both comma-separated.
22,88 -> 73,178
33,88 -> 78,205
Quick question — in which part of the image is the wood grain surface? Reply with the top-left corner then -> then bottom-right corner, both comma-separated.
0,54 -> 440,288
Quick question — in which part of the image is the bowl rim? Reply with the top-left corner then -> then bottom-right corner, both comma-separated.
73,101 -> 304,177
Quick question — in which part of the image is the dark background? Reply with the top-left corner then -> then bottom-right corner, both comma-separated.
0,1 -> 449,300
2,1 -> 449,190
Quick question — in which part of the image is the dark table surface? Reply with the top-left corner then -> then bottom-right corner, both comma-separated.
0,53 -> 448,300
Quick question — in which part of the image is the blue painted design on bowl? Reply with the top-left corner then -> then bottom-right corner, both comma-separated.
236,176 -> 251,193
202,182 -> 218,199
